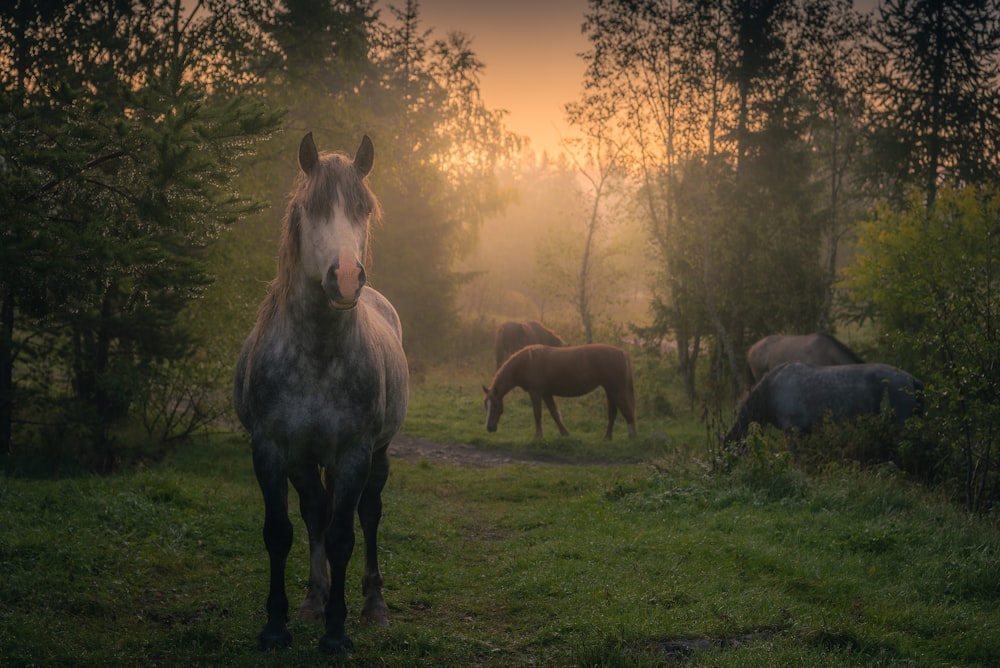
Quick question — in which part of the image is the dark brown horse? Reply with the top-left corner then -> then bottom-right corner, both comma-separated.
234,134 -> 408,654
494,320 -> 565,368
483,343 -> 636,439
745,333 -> 863,389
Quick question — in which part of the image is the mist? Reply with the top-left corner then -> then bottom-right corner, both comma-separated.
454,154 -> 655,345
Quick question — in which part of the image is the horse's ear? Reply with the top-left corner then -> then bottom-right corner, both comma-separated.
299,132 -> 319,174
482,385 -> 489,395
354,134 -> 374,177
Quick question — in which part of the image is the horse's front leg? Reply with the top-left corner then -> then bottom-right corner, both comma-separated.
289,463 -> 329,623
543,395 -> 570,436
357,445 -> 390,627
252,446 -> 294,650
318,449 -> 369,654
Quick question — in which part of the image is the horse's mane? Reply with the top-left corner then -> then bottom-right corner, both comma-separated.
490,343 -> 539,393
815,332 -> 863,363
528,320 -> 565,346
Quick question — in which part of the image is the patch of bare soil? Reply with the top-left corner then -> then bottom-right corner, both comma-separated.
390,433 -> 610,468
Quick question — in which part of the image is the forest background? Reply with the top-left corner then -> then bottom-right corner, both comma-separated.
2,0 -> 1000,511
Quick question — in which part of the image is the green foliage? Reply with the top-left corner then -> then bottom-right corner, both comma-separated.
0,0 -> 282,465
845,185 -> 1000,512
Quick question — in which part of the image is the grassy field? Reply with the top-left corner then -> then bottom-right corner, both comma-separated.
2,353 -> 1000,666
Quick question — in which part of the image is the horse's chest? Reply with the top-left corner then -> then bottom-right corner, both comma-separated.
254,352 -> 382,444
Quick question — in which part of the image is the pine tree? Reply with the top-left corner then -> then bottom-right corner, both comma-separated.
0,0 -> 281,464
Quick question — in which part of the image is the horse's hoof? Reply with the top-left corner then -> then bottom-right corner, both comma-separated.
361,597 -> 390,627
319,631 -> 354,654
296,601 -> 325,623
257,627 -> 292,651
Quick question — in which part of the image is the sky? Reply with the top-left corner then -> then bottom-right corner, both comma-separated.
380,0 -> 590,158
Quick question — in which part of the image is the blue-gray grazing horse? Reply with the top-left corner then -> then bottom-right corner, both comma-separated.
233,133 -> 408,654
494,320 -> 565,368
745,332 -> 863,389
724,362 -> 922,444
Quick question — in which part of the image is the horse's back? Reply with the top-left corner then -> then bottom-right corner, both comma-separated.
762,362 -> 920,429
525,343 -> 631,394
747,333 -> 862,385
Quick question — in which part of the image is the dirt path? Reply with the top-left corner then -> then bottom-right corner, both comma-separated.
390,433 -> 611,468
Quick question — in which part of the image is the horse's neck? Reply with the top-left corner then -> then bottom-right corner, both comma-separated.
280,275 -> 360,354
493,362 -> 519,397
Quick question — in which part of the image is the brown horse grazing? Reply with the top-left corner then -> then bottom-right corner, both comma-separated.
745,333 -> 863,389
483,343 -> 636,439
494,320 -> 565,368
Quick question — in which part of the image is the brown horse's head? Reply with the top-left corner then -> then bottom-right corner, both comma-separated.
482,385 -> 504,432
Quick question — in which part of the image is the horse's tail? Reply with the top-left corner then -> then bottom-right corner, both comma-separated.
622,349 -> 637,422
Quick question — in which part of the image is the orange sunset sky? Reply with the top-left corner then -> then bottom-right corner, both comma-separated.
381,0 -> 590,158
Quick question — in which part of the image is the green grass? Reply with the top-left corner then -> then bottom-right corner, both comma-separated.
2,357 -> 999,666
405,347 -> 707,463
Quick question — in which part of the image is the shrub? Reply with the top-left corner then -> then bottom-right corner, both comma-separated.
844,185 -> 1000,512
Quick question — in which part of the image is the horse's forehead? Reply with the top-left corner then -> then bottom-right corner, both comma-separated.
297,158 -> 370,218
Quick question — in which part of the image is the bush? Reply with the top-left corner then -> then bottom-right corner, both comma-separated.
844,185 -> 1000,512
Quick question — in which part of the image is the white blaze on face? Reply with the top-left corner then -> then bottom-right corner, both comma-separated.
300,192 -> 366,299
484,398 -> 492,429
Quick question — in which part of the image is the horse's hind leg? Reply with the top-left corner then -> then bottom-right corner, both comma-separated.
252,446 -> 294,650
357,446 -> 390,627
541,395 -> 570,436
289,463 -> 329,623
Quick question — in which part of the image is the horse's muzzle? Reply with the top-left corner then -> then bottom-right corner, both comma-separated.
324,259 -> 366,309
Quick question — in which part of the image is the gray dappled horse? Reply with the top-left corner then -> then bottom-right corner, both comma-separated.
724,362 -> 922,444
494,320 -> 565,369
744,332 -> 863,388
483,343 -> 637,440
234,133 -> 408,654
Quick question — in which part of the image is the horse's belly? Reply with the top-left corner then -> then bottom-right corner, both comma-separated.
546,382 -> 600,398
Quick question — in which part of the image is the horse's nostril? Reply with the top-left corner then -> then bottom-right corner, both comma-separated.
357,263 -> 366,288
